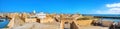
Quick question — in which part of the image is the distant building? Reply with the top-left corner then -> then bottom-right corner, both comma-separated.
35,12 -> 46,19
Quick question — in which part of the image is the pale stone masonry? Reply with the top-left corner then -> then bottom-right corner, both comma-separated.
1,12 -> 109,29
25,18 -> 37,23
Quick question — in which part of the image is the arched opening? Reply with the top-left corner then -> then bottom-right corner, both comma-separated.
64,22 -> 70,29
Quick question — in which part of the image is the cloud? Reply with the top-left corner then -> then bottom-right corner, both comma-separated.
97,3 -> 120,14
106,3 -> 120,8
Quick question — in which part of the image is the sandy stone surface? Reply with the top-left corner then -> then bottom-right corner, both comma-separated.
7,16 -> 25,28
3,22 -> 109,29
11,22 -> 60,29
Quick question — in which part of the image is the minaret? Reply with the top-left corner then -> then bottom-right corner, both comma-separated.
33,10 -> 36,14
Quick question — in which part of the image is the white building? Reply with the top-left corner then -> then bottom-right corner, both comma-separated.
35,12 -> 46,19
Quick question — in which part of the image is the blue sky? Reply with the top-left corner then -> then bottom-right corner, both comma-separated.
0,0 -> 120,14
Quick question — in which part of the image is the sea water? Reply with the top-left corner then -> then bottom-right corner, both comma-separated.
101,18 -> 120,23
0,18 -> 9,28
